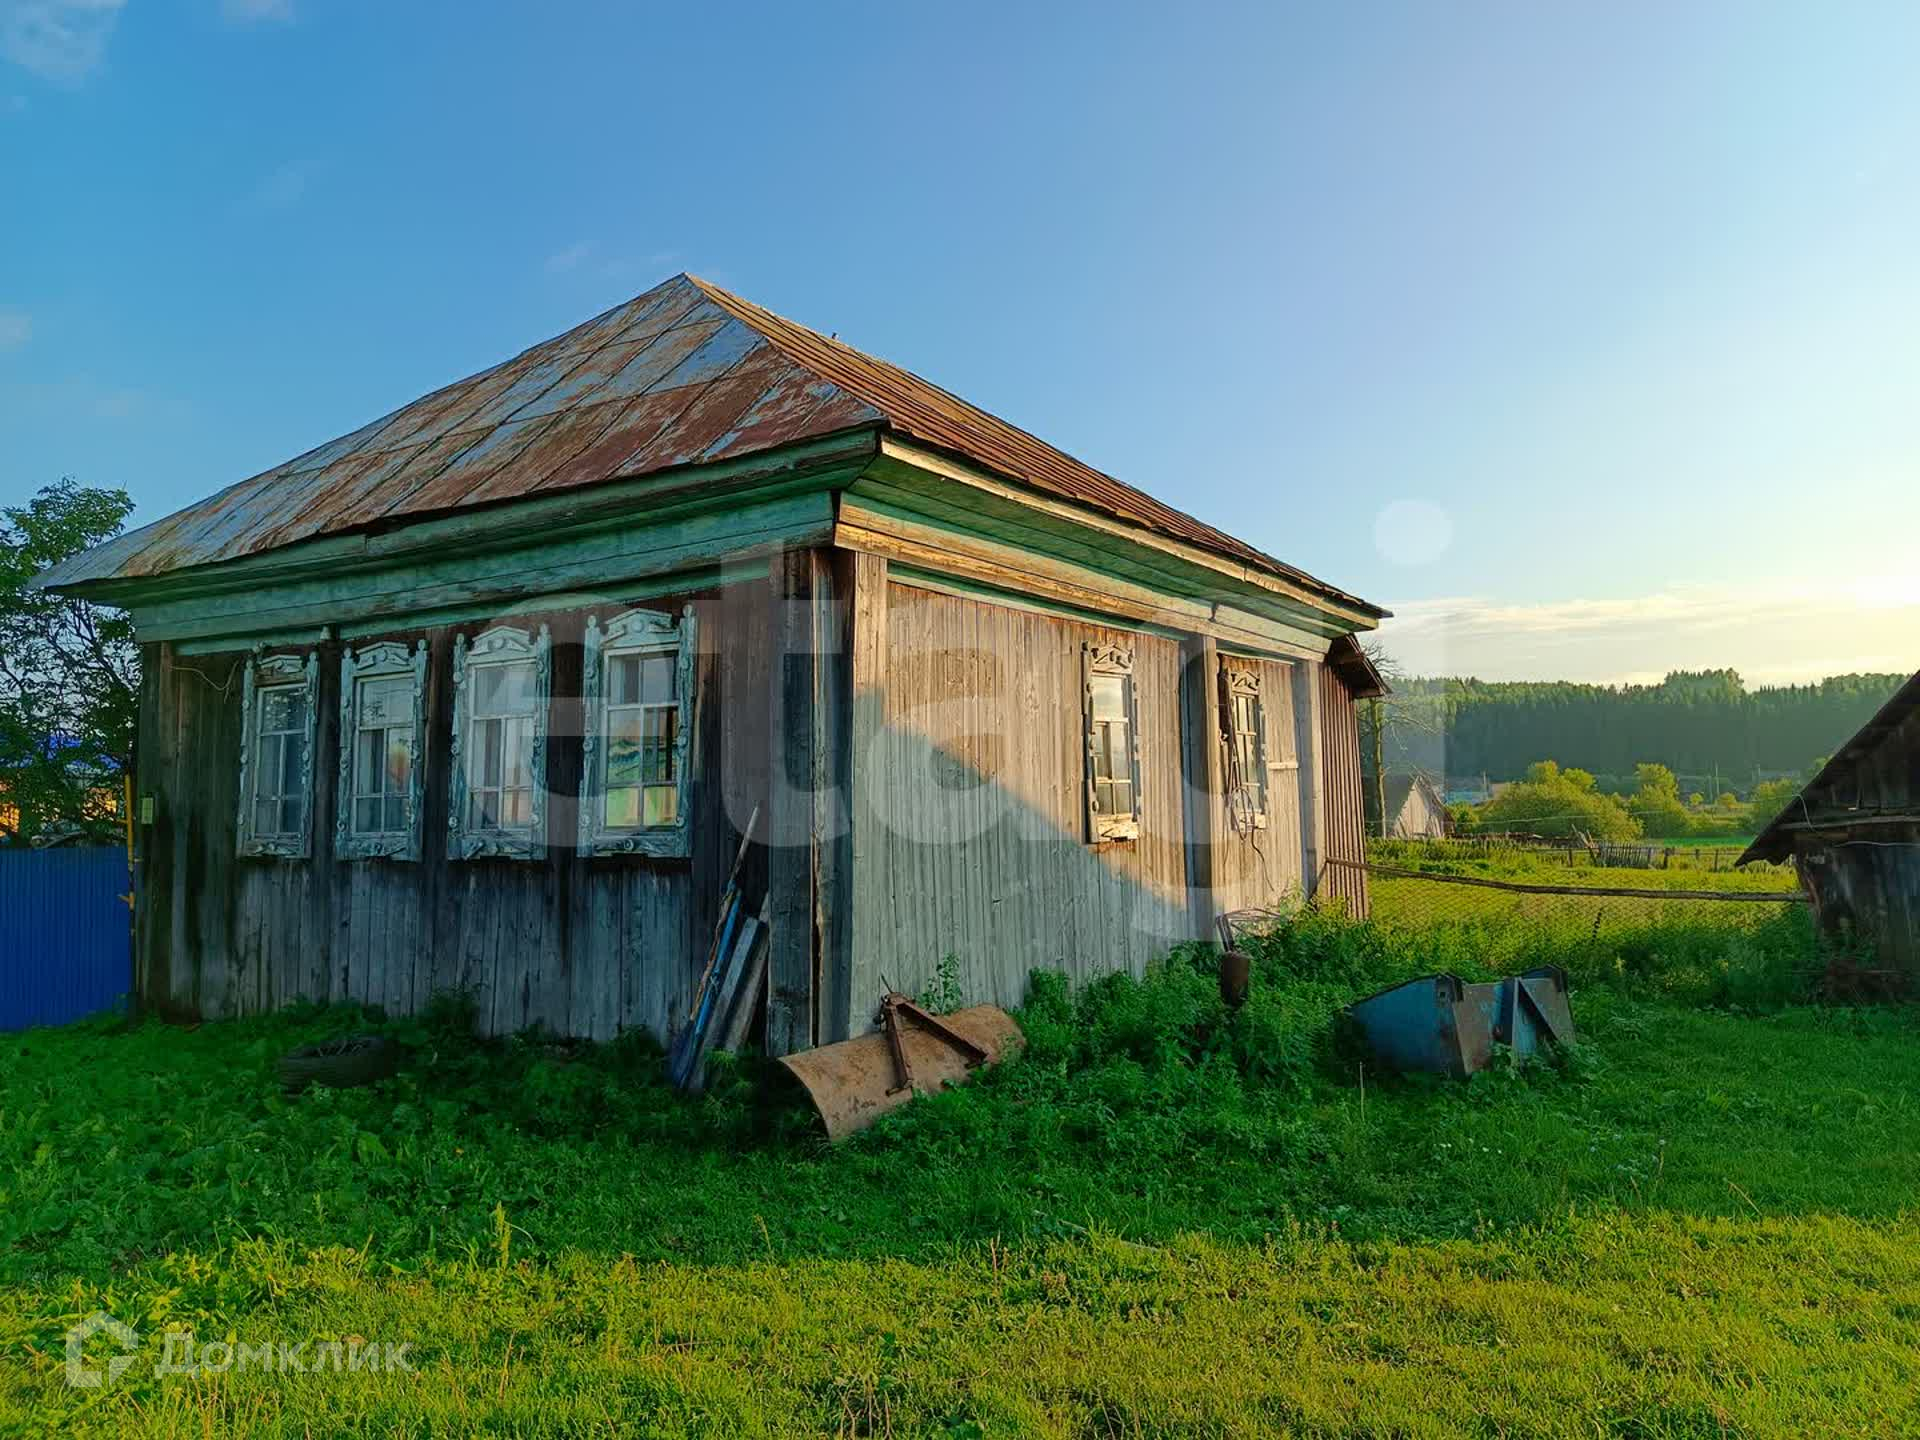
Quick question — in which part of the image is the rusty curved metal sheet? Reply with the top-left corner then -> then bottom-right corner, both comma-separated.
38,270 -> 1380,618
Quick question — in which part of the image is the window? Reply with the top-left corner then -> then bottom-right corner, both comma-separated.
335,639 -> 428,860
237,649 -> 318,857
449,624 -> 551,860
580,604 -> 696,857
1221,663 -> 1268,832
1083,643 -> 1142,842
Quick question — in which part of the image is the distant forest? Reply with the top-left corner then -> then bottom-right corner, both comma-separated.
1381,670 -> 1906,787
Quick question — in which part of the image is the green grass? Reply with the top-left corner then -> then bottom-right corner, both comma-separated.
6,897 -> 1917,1435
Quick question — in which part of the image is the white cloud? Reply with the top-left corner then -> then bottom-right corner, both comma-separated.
544,241 -> 592,275
1377,579 -> 1920,686
0,307 -> 29,350
0,0 -> 125,82
222,0 -> 291,22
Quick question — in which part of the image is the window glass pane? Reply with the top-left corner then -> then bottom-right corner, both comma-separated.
385,733 -> 412,796
359,676 -> 409,728
638,654 -> 676,705
280,797 -> 303,837
643,785 -> 678,827
473,789 -> 498,830
605,786 -> 641,829
498,661 -> 536,714
385,796 -> 408,833
255,799 -> 279,836
504,718 -> 531,790
260,685 -> 303,735
1090,673 -> 1126,722
503,789 -> 530,827
473,664 -> 504,715
1109,779 -> 1133,814
607,710 -> 644,787
479,717 -> 504,788
610,655 -> 640,706
642,707 -> 677,783
281,730 -> 306,795
256,733 -> 283,802
354,796 -> 380,833
1094,778 -> 1114,815
354,730 -> 380,799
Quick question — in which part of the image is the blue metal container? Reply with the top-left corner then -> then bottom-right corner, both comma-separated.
0,847 -> 132,1029
1348,965 -> 1573,1077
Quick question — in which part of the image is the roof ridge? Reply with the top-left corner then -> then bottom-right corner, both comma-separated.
683,276 -> 1377,611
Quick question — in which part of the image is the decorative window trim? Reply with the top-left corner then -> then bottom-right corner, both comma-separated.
1082,642 -> 1142,843
236,648 -> 319,858
1220,662 -> 1269,833
579,603 -> 697,859
448,624 -> 551,861
334,639 -> 429,861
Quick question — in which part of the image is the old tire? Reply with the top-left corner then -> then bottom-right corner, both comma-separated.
278,1034 -> 401,1093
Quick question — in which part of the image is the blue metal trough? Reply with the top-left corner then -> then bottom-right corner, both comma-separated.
1347,966 -> 1574,1077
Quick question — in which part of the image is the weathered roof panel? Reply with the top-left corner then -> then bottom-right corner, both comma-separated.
37,272 -> 1382,618
1741,670 -> 1920,864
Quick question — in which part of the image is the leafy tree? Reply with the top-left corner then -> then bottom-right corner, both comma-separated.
1469,759 -> 1641,841
0,480 -> 138,840
1376,670 -> 1904,783
1748,778 -> 1803,832
1629,762 -> 1695,838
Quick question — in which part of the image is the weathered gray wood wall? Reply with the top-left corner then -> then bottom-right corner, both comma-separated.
1204,653 -> 1306,918
1317,663 -> 1371,918
846,579 -> 1202,1030
133,579 -> 772,1042
1794,699 -> 1919,971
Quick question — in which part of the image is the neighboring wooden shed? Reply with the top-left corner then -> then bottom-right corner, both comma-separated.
1741,670 -> 1920,973
1372,771 -> 1449,840
37,274 -> 1387,1053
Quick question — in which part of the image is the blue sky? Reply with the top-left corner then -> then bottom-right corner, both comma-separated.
3,1 -> 1916,683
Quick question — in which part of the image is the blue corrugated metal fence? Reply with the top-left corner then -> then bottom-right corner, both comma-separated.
0,847 -> 132,1029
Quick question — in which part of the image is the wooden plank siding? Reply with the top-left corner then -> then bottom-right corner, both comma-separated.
1790,697 -> 1920,973
844,581 -> 1197,1032
1316,662 -> 1372,919
1205,653 -> 1307,918
129,579 -> 772,1043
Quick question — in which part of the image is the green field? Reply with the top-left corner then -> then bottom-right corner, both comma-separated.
7,879 -> 1916,1436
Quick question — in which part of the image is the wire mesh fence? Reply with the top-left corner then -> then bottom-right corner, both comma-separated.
1373,834 -> 1783,876
1356,859 -> 1805,934
1315,855 -> 1817,1005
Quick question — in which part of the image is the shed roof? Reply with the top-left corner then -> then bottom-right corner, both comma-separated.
1741,669 -> 1920,864
38,274 -> 1382,617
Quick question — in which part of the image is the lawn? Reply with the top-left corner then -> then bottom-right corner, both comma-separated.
6,901 -> 1918,1435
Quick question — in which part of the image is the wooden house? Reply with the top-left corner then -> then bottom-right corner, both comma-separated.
1741,671 -> 1919,973
1373,771 -> 1449,840
37,275 -> 1387,1054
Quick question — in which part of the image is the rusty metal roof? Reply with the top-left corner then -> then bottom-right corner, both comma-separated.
40,273 -> 1382,616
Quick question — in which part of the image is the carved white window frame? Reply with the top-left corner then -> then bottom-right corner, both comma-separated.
1082,643 -> 1142,843
236,649 -> 319,858
334,638 -> 429,861
1220,663 -> 1269,833
579,604 -> 697,859
448,624 -> 551,861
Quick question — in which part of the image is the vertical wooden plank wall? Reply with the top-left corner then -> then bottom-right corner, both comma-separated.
1316,662 -> 1372,918
1204,653 -> 1306,918
129,580 -> 771,1043
846,582 -> 1195,1024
